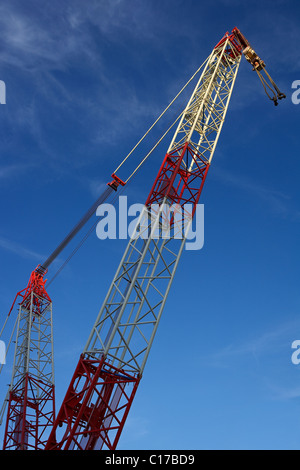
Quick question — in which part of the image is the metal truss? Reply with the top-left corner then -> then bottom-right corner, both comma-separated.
84,202 -> 188,375
45,355 -> 140,450
45,205 -> 187,450
46,32 -> 242,450
167,36 -> 241,164
3,282 -> 55,450
146,36 -> 241,228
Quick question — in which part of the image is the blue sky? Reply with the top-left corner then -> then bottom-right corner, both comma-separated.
0,0 -> 300,450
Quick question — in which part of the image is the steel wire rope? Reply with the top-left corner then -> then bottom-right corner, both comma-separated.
45,63 -> 207,287
46,187 -> 124,288
46,109 -> 183,288
113,58 -> 208,176
255,69 -> 278,104
0,58 -> 210,425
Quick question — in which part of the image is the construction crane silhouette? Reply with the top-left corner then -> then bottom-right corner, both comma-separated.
0,27 -> 285,450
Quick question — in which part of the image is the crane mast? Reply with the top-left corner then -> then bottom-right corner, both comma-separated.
45,31 -> 242,450
2,269 -> 55,450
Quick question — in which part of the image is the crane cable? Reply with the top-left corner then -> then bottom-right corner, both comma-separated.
0,59 -> 210,345
255,67 -> 286,106
44,59 -> 207,279
113,57 -> 208,176
255,69 -> 278,105
0,61 -> 204,355
46,186 -> 124,288
45,63 -> 206,287
46,109 -> 184,288
124,110 -> 184,184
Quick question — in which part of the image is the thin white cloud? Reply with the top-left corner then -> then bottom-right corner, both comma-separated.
0,1 -> 168,165
0,6 -> 67,68
0,235 -> 44,262
267,383 -> 300,401
0,1 -> 161,71
203,319 -> 300,368
212,166 -> 297,218
0,164 -> 27,180
0,235 -> 67,276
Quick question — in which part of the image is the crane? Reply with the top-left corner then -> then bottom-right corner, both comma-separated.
1,27 -> 285,450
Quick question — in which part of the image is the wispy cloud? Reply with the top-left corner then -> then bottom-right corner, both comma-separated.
203,319 -> 299,368
0,1 -> 167,174
0,7 -> 67,69
0,163 -> 31,180
212,166 -> 298,218
266,383 -> 300,401
0,235 -> 44,262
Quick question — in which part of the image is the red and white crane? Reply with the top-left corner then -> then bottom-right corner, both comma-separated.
0,27 -> 285,450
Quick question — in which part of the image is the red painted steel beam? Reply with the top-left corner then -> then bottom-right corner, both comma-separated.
45,355 -> 140,450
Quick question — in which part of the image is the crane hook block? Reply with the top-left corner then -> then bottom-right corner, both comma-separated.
107,173 -> 126,191
232,26 -> 286,106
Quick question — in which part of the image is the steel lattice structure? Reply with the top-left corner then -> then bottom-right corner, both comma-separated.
45,32 -> 242,451
2,269 -> 55,450
1,26 -> 285,451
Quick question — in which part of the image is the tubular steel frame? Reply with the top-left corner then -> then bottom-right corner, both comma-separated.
45,33 -> 242,450
2,272 -> 55,450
